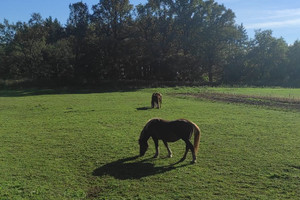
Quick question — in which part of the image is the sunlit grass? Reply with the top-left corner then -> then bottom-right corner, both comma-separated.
0,87 -> 299,199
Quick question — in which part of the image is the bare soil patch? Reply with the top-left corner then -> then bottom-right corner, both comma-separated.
175,92 -> 300,111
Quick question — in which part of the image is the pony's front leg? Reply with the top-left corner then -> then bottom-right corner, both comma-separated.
153,138 -> 159,158
163,140 -> 172,158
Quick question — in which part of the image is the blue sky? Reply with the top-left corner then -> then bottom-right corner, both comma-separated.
1,0 -> 299,44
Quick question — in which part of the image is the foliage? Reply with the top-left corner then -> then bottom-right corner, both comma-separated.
244,30 -> 288,85
0,0 -> 299,87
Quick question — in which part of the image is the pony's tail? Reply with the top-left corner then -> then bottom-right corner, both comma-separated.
192,122 -> 201,155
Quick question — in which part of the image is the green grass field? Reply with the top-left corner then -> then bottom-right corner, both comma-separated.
1,87 -> 300,199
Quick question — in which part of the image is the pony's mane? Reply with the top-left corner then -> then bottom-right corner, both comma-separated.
146,118 -> 161,127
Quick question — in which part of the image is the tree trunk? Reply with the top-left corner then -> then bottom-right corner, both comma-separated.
208,65 -> 213,84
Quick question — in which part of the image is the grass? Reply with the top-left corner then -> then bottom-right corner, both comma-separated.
0,87 -> 300,199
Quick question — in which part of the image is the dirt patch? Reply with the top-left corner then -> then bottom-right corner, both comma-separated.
175,92 -> 300,111
86,186 -> 103,199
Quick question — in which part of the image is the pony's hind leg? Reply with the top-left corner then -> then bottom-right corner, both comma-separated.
181,140 -> 196,163
163,140 -> 172,158
180,144 -> 189,162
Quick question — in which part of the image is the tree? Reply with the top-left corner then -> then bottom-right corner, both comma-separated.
287,40 -> 300,86
44,17 -> 65,44
194,0 -> 242,83
10,13 -> 48,79
91,0 -> 133,79
67,2 -> 89,37
67,2 -> 90,81
160,0 -> 202,81
41,38 -> 75,82
135,0 -> 178,80
245,30 -> 288,85
222,24 -> 248,84
0,19 -> 16,78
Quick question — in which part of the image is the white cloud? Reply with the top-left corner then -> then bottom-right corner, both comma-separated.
251,8 -> 300,21
268,8 -> 300,19
245,18 -> 300,29
243,8 -> 300,29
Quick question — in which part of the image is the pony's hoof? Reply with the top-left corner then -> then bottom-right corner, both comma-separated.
168,154 -> 173,158
191,160 -> 196,164
153,155 -> 158,158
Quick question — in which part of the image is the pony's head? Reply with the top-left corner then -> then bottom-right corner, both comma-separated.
138,119 -> 155,156
138,138 -> 148,156
138,126 -> 151,156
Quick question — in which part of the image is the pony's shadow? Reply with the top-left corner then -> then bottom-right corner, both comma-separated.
93,156 -> 189,180
136,106 -> 152,111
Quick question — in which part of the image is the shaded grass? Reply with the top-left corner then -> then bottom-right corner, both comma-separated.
0,87 -> 300,199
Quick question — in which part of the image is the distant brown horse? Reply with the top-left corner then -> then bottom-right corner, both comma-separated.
138,118 -> 201,163
151,93 -> 162,109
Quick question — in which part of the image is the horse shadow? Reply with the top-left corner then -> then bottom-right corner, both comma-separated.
136,106 -> 152,111
92,156 -> 190,180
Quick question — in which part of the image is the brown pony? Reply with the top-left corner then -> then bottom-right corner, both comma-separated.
151,93 -> 162,109
138,118 -> 201,163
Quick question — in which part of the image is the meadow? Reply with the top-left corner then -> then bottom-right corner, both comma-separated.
0,87 -> 300,199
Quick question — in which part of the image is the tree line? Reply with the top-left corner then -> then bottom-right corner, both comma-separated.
0,0 -> 300,87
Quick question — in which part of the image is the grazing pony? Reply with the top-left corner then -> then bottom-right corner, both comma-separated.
138,118 -> 201,163
151,93 -> 162,109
